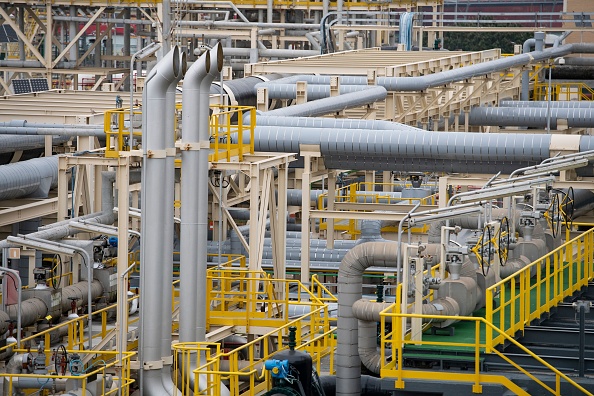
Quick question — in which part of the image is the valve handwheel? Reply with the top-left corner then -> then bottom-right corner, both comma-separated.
561,187 -> 575,229
497,217 -> 510,267
547,193 -> 561,238
54,344 -> 68,376
473,225 -> 494,277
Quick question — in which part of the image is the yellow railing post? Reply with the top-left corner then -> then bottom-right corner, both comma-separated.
472,320 -> 482,393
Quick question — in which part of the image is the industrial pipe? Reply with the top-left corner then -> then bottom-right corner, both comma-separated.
139,45 -> 180,396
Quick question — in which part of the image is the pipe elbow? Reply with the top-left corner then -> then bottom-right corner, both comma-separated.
145,46 -> 181,94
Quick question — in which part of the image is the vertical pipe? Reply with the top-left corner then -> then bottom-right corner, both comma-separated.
139,46 -> 180,396
123,8 -> 131,91
579,304 -> 586,377
196,43 -> 223,341
179,50 -> 210,343
18,7 -> 25,63
267,0 -> 273,24
161,50 -> 185,375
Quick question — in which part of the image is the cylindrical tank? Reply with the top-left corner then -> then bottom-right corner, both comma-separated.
272,326 -> 313,396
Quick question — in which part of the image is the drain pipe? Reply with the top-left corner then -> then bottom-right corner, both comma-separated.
139,46 -> 180,396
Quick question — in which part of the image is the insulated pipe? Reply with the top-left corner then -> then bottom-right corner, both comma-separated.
0,127 -> 104,137
0,170 -> 124,250
212,47 -> 319,58
0,156 -> 58,200
0,60 -> 77,68
521,37 -> 536,101
336,242 -> 401,396
467,107 -> 594,129
196,43 -> 223,342
254,43 -> 594,94
255,86 -> 387,117
5,280 -> 103,328
250,126 -> 553,174
500,101 -> 594,108
0,121 -> 101,129
358,320 -> 383,374
0,135 -> 70,154
180,50 -> 210,344
139,46 -> 180,396
161,52 -> 186,395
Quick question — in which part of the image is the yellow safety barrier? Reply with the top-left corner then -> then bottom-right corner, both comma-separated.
485,227 -> 594,350
206,268 -> 326,332
104,107 -> 143,158
173,306 -> 336,396
380,307 -> 592,396
209,105 -> 255,162
104,105 -> 256,163
0,294 -> 141,360
311,274 -> 338,304
1,349 -> 135,396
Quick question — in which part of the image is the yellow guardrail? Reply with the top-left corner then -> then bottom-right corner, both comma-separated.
173,306 -> 336,396
206,267 -> 326,332
317,181 -> 437,238
2,349 -> 135,396
311,274 -> 338,304
379,308 -> 592,396
534,81 -> 594,102
0,294 -> 141,361
104,107 -> 142,158
104,105 -> 255,163
209,105 -> 255,162
485,227 -> 594,349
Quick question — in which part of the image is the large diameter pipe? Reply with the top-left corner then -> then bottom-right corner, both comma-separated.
180,50 -> 210,344
161,50 -> 186,395
139,46 -> 180,396
195,43 -> 223,342
0,127 -> 104,137
0,156 -> 58,201
468,106 -> 594,129
336,242 -> 400,396
0,135 -> 70,154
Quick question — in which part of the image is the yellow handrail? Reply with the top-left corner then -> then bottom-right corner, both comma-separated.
1,349 -> 135,396
485,227 -> 594,349
380,308 -> 592,396
173,304 -> 335,396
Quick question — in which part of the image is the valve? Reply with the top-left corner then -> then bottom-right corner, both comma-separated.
68,297 -> 80,319
69,353 -> 84,375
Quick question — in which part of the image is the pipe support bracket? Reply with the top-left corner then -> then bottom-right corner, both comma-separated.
180,141 -> 210,151
143,360 -> 164,370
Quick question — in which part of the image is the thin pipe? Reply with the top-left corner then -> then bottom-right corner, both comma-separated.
0,261 -> 21,348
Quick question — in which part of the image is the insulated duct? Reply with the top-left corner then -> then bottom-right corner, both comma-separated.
500,101 -> 594,109
139,46 -> 181,396
0,156 -> 58,200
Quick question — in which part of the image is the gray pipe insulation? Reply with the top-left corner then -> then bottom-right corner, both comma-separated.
139,45 -> 181,396
254,86 -> 387,118
0,135 -> 71,154
0,156 -> 58,201
467,106 -> 594,129
500,101 -> 594,109
5,280 -> 103,329
0,168 -> 142,250
0,127 -> 105,137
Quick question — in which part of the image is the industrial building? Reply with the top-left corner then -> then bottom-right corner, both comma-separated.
0,0 -> 594,395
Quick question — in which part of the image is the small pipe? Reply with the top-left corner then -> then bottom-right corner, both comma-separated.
0,262 -> 21,348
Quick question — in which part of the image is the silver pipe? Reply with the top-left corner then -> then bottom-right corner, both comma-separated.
161,51 -> 186,396
468,106 -> 594,129
52,15 -> 152,24
0,156 -> 58,201
256,86 -> 386,117
171,0 -> 250,23
0,127 -> 104,137
0,266 -> 19,346
501,101 -> 594,108
0,121 -> 100,129
180,50 -> 210,344
0,135 -> 70,154
196,43 -> 223,342
140,46 -> 180,396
